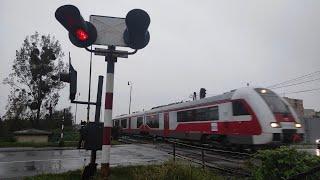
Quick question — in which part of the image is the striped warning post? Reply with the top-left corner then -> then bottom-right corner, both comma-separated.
101,60 -> 115,178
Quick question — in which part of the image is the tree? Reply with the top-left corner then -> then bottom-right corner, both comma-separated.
3,32 -> 66,128
42,107 -> 74,130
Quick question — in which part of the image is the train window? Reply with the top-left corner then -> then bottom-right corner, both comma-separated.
137,117 -> 143,128
195,108 -> 207,121
255,88 -> 290,114
208,107 -> 219,120
115,120 -> 120,127
121,119 -> 127,128
178,107 -> 219,122
177,110 -> 193,122
146,114 -> 159,128
233,101 -> 250,116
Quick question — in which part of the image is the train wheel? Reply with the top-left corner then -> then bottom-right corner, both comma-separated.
249,145 -> 257,153
230,145 -> 239,152
200,135 -> 208,144
220,137 -> 231,149
152,135 -> 157,143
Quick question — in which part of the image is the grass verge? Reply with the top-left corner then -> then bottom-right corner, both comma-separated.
25,160 -> 227,180
0,140 -> 122,148
0,141 -> 77,148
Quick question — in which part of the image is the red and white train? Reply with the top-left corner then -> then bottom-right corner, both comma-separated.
112,87 -> 304,147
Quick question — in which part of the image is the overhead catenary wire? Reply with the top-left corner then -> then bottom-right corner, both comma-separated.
270,77 -> 320,89
267,70 -> 320,89
283,87 -> 320,95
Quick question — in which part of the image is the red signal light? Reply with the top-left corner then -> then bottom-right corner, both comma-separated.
75,29 -> 88,41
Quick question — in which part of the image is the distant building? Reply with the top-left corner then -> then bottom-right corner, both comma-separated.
13,129 -> 52,143
301,117 -> 320,143
304,109 -> 316,118
283,98 -> 320,143
283,97 -> 304,117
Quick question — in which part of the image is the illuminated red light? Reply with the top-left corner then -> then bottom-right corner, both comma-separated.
75,29 -> 88,41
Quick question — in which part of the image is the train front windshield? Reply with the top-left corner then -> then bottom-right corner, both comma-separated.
255,88 -> 290,114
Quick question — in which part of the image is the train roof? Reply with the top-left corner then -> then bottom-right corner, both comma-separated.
113,89 -> 237,120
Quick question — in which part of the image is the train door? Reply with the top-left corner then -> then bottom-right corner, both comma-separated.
164,112 -> 169,137
219,102 -> 232,134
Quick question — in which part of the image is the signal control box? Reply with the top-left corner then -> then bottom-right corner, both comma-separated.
84,122 -> 103,151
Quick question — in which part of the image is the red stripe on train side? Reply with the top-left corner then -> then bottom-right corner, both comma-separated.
175,122 -> 212,133
217,99 -> 262,135
120,99 -> 262,136
173,119 -> 261,136
175,99 -> 262,136
217,120 -> 261,135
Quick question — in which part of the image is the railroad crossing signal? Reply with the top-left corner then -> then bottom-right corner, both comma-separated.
60,60 -> 77,101
200,88 -> 206,99
56,5 -> 150,50
54,4 -> 151,179
123,9 -> 150,49
55,5 -> 97,48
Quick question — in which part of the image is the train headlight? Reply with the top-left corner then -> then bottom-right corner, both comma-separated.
270,122 -> 281,128
295,123 -> 302,128
260,89 -> 267,94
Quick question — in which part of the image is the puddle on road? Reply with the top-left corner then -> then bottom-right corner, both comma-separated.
0,157 -> 90,178
0,145 -> 171,178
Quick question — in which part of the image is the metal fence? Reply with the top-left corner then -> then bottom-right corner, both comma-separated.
167,140 -> 252,177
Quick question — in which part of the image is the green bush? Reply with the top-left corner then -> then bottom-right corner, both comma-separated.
0,136 -> 16,142
58,140 -> 65,147
248,146 -> 320,180
49,128 -> 79,142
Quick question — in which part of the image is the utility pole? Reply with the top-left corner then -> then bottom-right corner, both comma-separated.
87,47 -> 93,122
74,93 -> 79,124
128,81 -> 133,114
59,109 -> 65,146
84,75 -> 104,179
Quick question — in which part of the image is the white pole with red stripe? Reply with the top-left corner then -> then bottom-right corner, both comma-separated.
101,46 -> 116,178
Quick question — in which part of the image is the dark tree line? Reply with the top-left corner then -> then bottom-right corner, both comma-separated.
0,108 -> 74,138
1,32 -> 73,135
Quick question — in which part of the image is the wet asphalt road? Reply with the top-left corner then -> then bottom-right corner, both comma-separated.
0,144 -> 170,179
0,144 -> 318,179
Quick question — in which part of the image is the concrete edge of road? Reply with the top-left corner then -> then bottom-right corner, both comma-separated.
0,147 -> 77,152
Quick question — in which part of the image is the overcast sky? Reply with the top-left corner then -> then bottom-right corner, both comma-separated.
1,0 -> 320,124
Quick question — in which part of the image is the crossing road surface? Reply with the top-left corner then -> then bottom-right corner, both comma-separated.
0,144 -> 170,179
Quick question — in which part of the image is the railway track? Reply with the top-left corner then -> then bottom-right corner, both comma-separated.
118,135 -> 253,177
156,142 -> 252,177
118,135 -> 156,144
